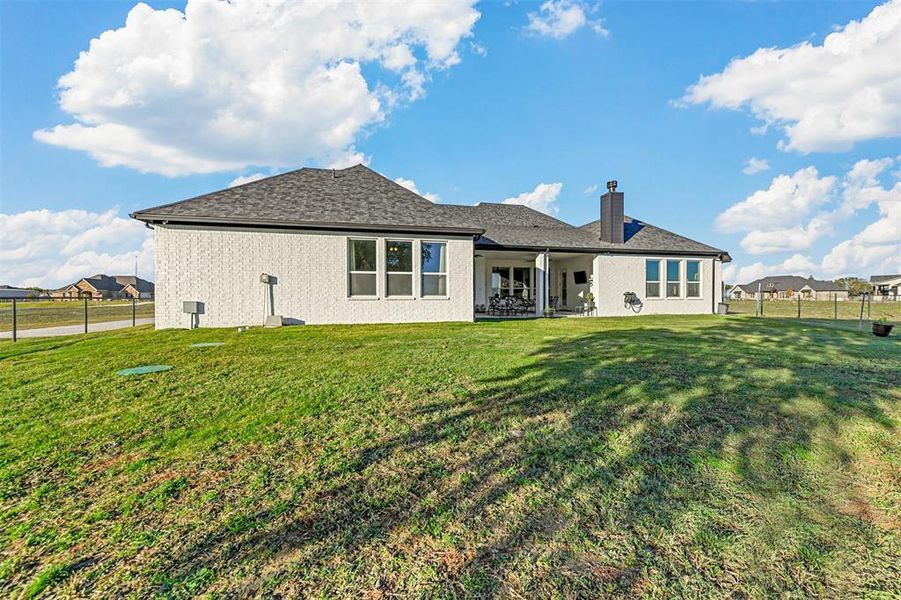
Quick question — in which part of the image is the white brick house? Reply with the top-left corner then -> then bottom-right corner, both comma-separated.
133,165 -> 730,328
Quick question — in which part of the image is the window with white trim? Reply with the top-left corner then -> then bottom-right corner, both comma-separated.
646,260 -> 661,298
666,260 -> 681,297
386,240 -> 413,297
421,242 -> 448,296
686,260 -> 701,298
348,239 -> 377,296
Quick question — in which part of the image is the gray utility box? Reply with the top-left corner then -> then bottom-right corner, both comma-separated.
183,301 -> 205,314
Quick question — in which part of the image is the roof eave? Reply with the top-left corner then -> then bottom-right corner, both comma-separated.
130,213 -> 485,237
475,241 -> 729,258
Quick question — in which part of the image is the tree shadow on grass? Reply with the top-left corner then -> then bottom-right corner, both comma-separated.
154,319 -> 898,597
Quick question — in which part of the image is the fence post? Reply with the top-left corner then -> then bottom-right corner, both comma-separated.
132,297 -> 136,327
11,298 -> 17,343
797,294 -> 801,318
867,292 -> 871,319
834,293 -> 837,320
858,294 -> 865,330
84,297 -> 88,334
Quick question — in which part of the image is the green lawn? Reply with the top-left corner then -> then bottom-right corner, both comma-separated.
0,301 -> 154,332
1,316 -> 898,598
728,298 -> 898,321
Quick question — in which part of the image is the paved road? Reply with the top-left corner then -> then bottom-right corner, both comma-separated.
0,318 -> 154,339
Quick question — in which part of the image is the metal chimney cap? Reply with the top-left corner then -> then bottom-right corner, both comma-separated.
606,180 -> 618,192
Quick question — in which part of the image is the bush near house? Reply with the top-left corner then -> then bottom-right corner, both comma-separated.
0,316 -> 898,597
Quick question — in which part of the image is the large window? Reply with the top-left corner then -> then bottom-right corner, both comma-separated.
490,266 -> 536,297
421,242 -> 447,296
490,267 -> 509,297
512,267 -> 532,298
686,261 -> 700,298
385,240 -> 413,297
348,239 -> 377,296
646,260 -> 661,298
666,260 -> 681,297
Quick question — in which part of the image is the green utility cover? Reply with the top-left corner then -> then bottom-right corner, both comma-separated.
190,342 -> 224,347
117,365 -> 173,376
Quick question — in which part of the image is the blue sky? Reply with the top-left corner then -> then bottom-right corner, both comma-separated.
1,0 -> 898,288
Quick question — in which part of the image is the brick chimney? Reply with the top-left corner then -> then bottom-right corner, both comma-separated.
599,180 -> 624,243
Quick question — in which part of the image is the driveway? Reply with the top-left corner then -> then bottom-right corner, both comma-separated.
0,318 -> 154,339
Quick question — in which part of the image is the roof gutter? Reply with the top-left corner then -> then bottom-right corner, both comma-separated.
130,213 -> 485,237
476,242 -> 729,258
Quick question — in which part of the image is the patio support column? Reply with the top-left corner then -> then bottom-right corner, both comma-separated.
535,250 -> 549,315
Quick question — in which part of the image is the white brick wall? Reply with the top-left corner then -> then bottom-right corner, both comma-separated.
154,224 -> 474,328
591,254 -> 722,316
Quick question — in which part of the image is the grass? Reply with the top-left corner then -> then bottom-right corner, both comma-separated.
0,315 -> 898,597
728,298 -> 898,321
0,301 -> 154,332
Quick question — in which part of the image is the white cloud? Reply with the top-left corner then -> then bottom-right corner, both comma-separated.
525,1 -> 607,39
723,157 -> 900,280
34,0 -> 480,176
0,208 -> 154,288
583,183 -> 599,194
228,173 -> 267,188
326,148 -> 371,170
394,177 -> 441,203
724,254 -> 818,285
821,158 -> 901,274
716,167 -> 836,234
470,42 -> 488,57
682,0 -> 901,152
742,157 -> 770,175
502,182 -> 563,215
820,239 -> 899,276
737,215 -> 834,255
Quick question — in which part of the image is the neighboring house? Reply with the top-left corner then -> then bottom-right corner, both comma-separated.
132,165 -> 730,329
51,274 -> 155,299
0,285 -> 39,299
729,276 -> 848,301
870,274 -> 901,300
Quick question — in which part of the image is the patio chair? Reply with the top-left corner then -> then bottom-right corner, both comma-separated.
488,296 -> 502,315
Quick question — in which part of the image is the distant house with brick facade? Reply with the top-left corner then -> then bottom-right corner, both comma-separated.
729,275 -> 847,301
52,274 -> 154,300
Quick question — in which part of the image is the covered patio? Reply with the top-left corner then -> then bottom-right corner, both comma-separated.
474,250 -> 597,317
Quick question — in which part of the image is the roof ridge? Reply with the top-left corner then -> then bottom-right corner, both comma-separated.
354,164 -> 436,204
131,166 -> 308,216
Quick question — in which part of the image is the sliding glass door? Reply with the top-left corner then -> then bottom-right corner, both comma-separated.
491,267 -> 510,297
490,266 -> 535,298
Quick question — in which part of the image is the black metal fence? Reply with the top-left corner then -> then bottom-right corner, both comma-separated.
0,296 -> 155,341
726,293 -> 896,322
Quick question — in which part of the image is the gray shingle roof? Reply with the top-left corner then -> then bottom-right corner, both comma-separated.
132,165 -> 484,236
73,274 -> 155,293
870,274 -> 901,284
114,276 -> 155,293
735,275 -> 844,292
575,217 -> 728,256
132,164 -> 730,258
82,274 -> 125,292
